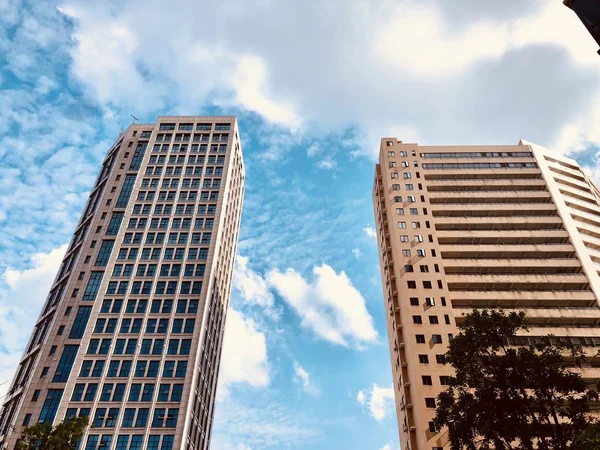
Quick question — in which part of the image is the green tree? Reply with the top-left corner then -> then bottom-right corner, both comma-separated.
434,309 -> 599,450
15,416 -> 88,450
577,423 -> 600,450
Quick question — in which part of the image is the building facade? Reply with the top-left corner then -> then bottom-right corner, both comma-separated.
0,116 -> 245,450
564,0 -> 600,55
373,139 -> 600,450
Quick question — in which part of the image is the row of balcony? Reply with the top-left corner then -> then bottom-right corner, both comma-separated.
443,258 -> 582,274
428,190 -> 551,204
434,215 -> 563,232
449,289 -> 596,308
453,306 -> 600,326
565,195 -> 600,218
440,243 -> 576,259
436,229 -> 570,246
425,168 -> 542,181
426,178 -> 547,192
446,271 -> 589,289
432,203 -> 557,217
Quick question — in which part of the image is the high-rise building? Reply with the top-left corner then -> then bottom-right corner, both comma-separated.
0,116 -> 245,450
564,0 -> 600,55
373,139 -> 600,450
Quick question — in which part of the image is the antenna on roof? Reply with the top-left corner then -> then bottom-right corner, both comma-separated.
131,114 -> 139,124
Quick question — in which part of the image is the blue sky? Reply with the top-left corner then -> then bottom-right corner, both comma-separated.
1,1 -> 600,449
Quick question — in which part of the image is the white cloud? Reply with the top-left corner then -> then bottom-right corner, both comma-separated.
57,0 -> 600,161
233,256 -> 275,309
375,2 -> 599,79
363,227 -> 377,239
306,143 -> 321,158
212,399 -> 318,449
268,264 -> 377,347
357,383 -> 395,421
380,445 -> 392,450
293,360 -> 319,396
375,3 -> 508,77
0,245 -> 67,398
3,245 -> 67,297
212,444 -> 253,450
369,384 -> 395,421
58,4 -> 168,113
230,55 -> 300,129
352,248 -> 363,259
217,308 -> 270,400
316,157 -> 337,170
357,390 -> 366,405
0,2 -> 106,266
306,141 -> 338,169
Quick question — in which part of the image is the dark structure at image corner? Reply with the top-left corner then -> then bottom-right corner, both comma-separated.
564,0 -> 600,54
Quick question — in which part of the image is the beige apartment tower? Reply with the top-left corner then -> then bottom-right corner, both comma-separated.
0,116 -> 245,450
373,139 -> 600,450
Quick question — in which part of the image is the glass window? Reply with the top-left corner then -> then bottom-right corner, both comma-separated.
147,361 -> 159,378
165,409 -> 179,427
152,408 -> 165,427
95,241 -> 115,266
122,409 -> 135,427
83,272 -> 104,301
39,389 -> 64,424
147,436 -> 161,450
130,435 -> 144,450
53,345 -> 79,382
80,361 -> 93,377
84,384 -> 98,402
116,175 -> 137,208
107,361 -> 119,377
92,361 -> 105,377
141,384 -> 155,401
135,408 -> 149,428
71,384 -> 85,401
85,435 -> 99,450
161,436 -> 174,450
175,361 -> 187,378
116,435 -> 129,450
69,306 -> 92,338
130,142 -> 148,170
106,213 -> 124,235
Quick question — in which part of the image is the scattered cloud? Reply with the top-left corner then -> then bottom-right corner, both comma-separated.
374,3 -> 508,77
212,399 -> 318,449
380,445 -> 392,450
230,55 -> 300,130
306,143 -> 321,158
217,308 -> 270,399
357,384 -> 395,421
213,444 -> 253,450
306,141 -> 339,169
57,0 -> 600,160
0,245 -> 67,397
0,1 -> 105,267
233,256 -> 276,312
293,360 -> 320,396
352,248 -> 363,259
316,157 -> 337,170
363,227 -> 377,239
268,264 -> 378,347
357,390 -> 366,405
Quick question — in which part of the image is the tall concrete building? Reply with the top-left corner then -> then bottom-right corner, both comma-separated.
0,116 -> 245,450
373,139 -> 600,450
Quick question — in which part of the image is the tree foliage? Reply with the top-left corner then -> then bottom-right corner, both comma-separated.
15,416 -> 89,450
434,309 -> 599,450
